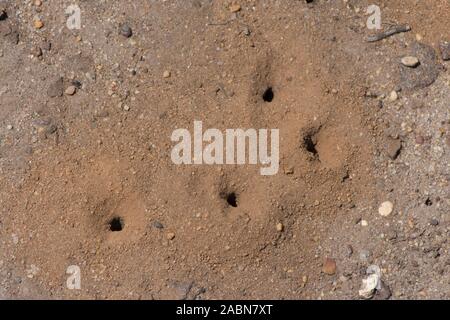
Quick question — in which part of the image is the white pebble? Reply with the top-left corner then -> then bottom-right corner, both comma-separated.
378,201 -> 394,217
388,90 -> 398,102
401,56 -> 420,67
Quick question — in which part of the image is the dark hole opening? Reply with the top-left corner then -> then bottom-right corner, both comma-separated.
0,12 -> 7,21
226,193 -> 238,207
304,134 -> 318,155
72,80 -> 82,89
109,217 -> 124,231
425,198 -> 433,206
262,87 -> 274,102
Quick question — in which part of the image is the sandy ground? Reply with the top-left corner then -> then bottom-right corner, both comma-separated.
0,0 -> 449,299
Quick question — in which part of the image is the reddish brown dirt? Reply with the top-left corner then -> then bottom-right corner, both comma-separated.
0,0 -> 448,299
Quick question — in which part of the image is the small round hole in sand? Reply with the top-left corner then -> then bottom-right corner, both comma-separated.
109,217 -> 124,232
262,87 -> 274,102
226,193 -> 238,207
303,133 -> 318,155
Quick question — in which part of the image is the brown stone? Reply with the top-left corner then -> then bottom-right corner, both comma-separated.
229,4 -> 241,13
385,138 -> 402,160
322,258 -> 336,275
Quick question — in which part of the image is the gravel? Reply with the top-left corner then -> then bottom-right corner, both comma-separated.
119,24 -> 132,38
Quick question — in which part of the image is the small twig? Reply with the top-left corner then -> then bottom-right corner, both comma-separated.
206,20 -> 232,26
366,24 -> 411,42
216,83 -> 229,98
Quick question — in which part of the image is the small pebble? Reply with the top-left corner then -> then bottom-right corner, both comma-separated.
229,4 -> 241,12
34,19 -> 44,29
276,223 -> 284,232
123,104 -> 130,111
166,232 -> 175,240
34,0 -> 42,6
440,41 -> 450,61
361,220 -> 368,227
163,70 -> 171,78
415,135 -> 425,145
430,218 -> 439,226
65,85 -> 76,96
385,137 -> 402,160
322,258 -> 336,275
401,56 -> 420,67
378,201 -> 394,217
6,124 -> 13,130
388,90 -> 398,102
120,24 -> 132,38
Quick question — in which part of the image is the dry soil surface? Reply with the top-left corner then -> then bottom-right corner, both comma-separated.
0,0 -> 449,299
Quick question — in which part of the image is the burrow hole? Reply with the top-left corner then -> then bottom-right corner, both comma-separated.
262,87 -> 274,102
425,198 -> 433,206
0,11 -> 8,21
109,216 -> 124,232
226,192 -> 238,207
303,133 -> 318,155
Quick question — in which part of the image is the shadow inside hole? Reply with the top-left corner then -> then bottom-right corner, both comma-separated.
303,134 -> 318,155
425,198 -> 433,206
0,11 -> 7,21
109,217 -> 124,232
262,87 -> 274,102
226,193 -> 238,207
